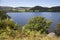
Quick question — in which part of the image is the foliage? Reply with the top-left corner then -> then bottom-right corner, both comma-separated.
0,10 -> 60,40
55,19 -> 60,36
0,10 -> 20,34
0,19 -> 20,34
0,10 -> 21,39
22,16 -> 52,34
0,10 -> 10,19
0,32 -> 60,40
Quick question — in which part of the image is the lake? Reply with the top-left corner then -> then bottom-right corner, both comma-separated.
7,12 -> 60,32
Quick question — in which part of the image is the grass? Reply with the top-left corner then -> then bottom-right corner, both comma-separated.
0,31 -> 60,40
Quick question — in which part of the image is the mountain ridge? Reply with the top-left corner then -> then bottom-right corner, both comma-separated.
0,6 -> 60,12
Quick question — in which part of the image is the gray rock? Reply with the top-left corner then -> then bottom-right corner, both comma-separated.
47,32 -> 56,37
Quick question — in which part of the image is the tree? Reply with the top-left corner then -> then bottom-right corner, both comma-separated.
0,10 -> 10,20
0,11 -> 21,38
22,16 -> 52,34
0,18 -> 20,35
0,10 -> 19,30
0,19 -> 19,30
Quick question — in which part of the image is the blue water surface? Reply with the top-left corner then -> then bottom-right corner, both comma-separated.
7,12 -> 60,32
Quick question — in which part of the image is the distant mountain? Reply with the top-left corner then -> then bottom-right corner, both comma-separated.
29,6 -> 49,12
0,6 -> 60,12
15,7 -> 31,10
0,6 -> 13,11
15,7 -> 32,12
0,6 -> 32,12
30,6 -> 60,12
50,6 -> 60,12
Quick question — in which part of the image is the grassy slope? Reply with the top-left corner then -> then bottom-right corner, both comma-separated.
0,32 -> 60,40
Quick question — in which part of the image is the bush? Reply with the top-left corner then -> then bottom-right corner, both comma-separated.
0,10 -> 10,20
55,19 -> 60,36
22,16 -> 52,34
0,10 -> 20,36
0,17 -> 20,34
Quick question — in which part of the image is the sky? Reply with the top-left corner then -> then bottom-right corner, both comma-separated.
0,0 -> 60,7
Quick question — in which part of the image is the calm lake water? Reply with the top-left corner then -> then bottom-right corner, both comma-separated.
7,12 -> 60,32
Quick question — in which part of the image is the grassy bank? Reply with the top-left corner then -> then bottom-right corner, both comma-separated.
0,32 -> 60,40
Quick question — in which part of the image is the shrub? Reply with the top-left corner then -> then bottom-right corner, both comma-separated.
55,19 -> 60,36
22,16 -> 52,34
0,10 -> 10,20
0,20 -> 19,35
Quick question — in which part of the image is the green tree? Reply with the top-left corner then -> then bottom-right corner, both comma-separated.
22,16 -> 52,34
0,10 -> 10,20
0,19 -> 19,30
0,18 -> 20,34
0,10 -> 21,38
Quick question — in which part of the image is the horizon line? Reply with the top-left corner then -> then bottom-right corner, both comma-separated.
0,5 -> 60,8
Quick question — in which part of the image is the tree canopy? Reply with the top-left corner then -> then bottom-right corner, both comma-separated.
22,16 -> 52,34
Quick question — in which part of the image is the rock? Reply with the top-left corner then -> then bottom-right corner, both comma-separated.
47,32 -> 56,37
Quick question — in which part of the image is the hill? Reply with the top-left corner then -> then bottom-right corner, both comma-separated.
0,6 -> 60,12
